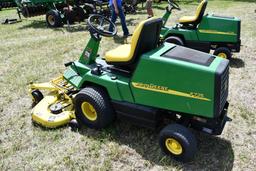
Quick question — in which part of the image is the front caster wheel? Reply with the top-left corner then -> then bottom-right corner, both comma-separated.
74,86 -> 115,129
159,124 -> 197,162
31,90 -> 43,107
214,47 -> 231,59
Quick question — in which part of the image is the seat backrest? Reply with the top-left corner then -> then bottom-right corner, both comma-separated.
126,17 -> 162,66
193,0 -> 208,25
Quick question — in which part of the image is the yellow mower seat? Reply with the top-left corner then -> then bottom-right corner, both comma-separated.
105,17 -> 162,65
105,44 -> 131,62
178,0 -> 208,25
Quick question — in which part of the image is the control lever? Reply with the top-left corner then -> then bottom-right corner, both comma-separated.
64,62 -> 73,67
64,61 -> 80,76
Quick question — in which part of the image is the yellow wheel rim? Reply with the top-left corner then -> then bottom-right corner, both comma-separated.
81,102 -> 97,121
165,138 -> 183,155
217,53 -> 227,59
47,15 -> 55,26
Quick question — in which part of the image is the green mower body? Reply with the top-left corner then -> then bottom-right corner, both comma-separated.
161,0 -> 241,59
63,35 -> 229,135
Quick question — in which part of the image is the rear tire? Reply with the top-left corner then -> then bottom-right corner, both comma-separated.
74,86 -> 115,129
46,9 -> 62,28
164,36 -> 184,46
214,47 -> 231,59
75,6 -> 87,21
159,124 -> 197,162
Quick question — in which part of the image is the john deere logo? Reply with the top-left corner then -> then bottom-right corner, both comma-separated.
132,82 -> 168,91
132,82 -> 211,101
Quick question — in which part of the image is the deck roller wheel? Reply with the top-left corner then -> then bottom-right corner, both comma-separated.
31,90 -> 43,107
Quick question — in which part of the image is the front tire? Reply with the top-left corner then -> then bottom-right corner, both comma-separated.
214,47 -> 231,59
46,9 -> 62,28
74,86 -> 115,129
159,124 -> 197,162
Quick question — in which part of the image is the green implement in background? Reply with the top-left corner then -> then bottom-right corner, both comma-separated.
161,0 -> 241,59
0,0 -> 16,10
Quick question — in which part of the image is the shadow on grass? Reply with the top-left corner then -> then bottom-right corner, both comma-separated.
18,17 -> 137,33
111,17 -> 136,44
124,17 -> 137,26
64,24 -> 88,33
18,20 -> 47,29
113,35 -> 128,44
152,5 -> 167,10
18,19 -> 88,32
77,120 -> 234,170
230,57 -> 245,68
133,10 -> 148,15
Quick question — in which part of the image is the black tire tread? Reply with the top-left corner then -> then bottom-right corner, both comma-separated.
159,123 -> 197,162
46,9 -> 62,28
31,90 -> 44,107
214,47 -> 232,59
74,86 -> 114,129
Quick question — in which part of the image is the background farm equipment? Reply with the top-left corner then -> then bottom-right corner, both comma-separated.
0,0 -> 16,10
122,0 -> 137,14
161,0 -> 241,59
15,0 -> 110,27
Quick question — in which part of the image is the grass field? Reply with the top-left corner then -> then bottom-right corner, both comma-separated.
0,0 -> 256,170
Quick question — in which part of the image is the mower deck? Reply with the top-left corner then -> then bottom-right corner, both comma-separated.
30,76 -> 76,128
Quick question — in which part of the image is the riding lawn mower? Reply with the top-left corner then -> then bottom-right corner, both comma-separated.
29,14 -> 231,162
161,0 -> 241,59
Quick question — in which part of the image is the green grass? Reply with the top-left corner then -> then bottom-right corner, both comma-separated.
1,1 -> 256,170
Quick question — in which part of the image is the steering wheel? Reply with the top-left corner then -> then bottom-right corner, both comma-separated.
168,0 -> 181,11
88,14 -> 117,37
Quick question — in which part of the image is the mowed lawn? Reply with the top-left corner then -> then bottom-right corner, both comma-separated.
0,1 -> 256,170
